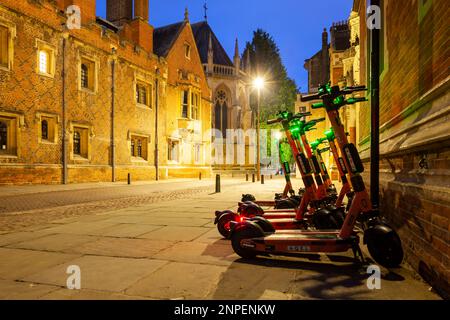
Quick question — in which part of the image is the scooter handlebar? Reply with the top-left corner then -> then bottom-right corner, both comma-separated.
267,118 -> 281,125
300,93 -> 320,102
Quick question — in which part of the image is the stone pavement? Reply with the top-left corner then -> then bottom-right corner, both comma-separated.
0,177 -> 443,300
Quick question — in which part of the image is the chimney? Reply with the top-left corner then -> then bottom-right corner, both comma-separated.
58,0 -> 96,25
116,0 -> 153,53
107,0 -> 132,26
134,0 -> 149,21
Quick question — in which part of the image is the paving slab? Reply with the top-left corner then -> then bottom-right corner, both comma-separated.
105,215 -> 211,227
69,237 -> 175,258
153,242 -> 236,267
126,262 -> 226,299
6,234 -> 98,252
0,279 -> 59,300
138,226 -> 210,242
193,228 -> 228,245
23,255 -> 168,292
39,221 -> 118,236
0,231 -> 51,247
39,288 -> 153,300
210,260 -> 298,300
0,248 -> 80,280
91,223 -> 164,238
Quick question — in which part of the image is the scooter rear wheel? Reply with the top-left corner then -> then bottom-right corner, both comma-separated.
217,212 -> 237,239
231,225 -> 263,259
367,231 -> 404,268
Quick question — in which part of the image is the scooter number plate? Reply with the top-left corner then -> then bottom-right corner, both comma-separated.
287,245 -> 311,252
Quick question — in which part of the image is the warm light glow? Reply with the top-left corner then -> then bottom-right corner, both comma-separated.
274,131 -> 283,140
253,77 -> 265,90
39,50 -> 48,74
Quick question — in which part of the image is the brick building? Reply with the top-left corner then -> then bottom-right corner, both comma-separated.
0,0 -> 214,184
153,10 -> 212,178
353,0 -> 449,298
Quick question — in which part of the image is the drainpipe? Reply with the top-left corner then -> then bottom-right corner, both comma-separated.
62,34 -> 68,184
154,69 -> 160,181
370,0 -> 381,209
111,49 -> 116,182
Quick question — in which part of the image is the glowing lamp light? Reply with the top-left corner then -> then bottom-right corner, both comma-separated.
253,77 -> 265,90
274,131 -> 283,141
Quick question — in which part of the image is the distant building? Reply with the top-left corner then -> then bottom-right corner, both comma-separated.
304,29 -> 330,93
191,21 -> 255,172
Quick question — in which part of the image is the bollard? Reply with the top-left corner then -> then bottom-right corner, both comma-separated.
128,173 -> 131,185
270,174 -> 273,179
246,173 -> 249,182
252,174 -> 255,183
199,172 -> 202,180
261,175 -> 265,184
215,174 -> 221,193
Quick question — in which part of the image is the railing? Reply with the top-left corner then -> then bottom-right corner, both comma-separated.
203,64 -> 236,77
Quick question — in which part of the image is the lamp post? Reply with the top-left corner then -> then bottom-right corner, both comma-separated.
253,77 -> 265,181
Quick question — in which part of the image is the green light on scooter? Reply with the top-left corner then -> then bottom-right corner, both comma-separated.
310,140 -> 320,151
333,96 -> 345,105
325,128 -> 335,141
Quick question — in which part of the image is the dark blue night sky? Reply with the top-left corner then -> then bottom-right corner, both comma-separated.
96,0 -> 353,92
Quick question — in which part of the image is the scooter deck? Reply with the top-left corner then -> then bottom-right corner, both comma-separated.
245,233 -> 359,254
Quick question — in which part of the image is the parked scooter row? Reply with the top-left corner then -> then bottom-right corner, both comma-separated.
213,83 -> 404,268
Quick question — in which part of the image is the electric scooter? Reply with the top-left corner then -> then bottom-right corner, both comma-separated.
242,137 -> 303,209
229,84 -> 404,268
215,112 -> 344,237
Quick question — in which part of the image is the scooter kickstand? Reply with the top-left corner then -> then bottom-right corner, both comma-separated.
352,244 -> 366,265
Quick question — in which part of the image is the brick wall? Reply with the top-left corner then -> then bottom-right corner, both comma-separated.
356,0 -> 449,298
0,0 -> 174,184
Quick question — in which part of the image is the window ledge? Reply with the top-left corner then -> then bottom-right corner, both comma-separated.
38,72 -> 55,79
39,140 -> 57,145
0,66 -> 11,72
72,155 -> 89,162
136,103 -> 152,110
79,88 -> 96,95
0,154 -> 18,159
131,157 -> 148,163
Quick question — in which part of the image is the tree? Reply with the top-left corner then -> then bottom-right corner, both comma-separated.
243,29 -> 298,126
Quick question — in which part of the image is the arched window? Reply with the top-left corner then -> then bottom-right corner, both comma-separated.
214,89 -> 229,138
0,121 -> 7,151
73,131 -> 81,155
41,120 -> 48,140
80,64 -> 89,89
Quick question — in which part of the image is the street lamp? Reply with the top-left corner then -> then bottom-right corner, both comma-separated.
253,77 -> 265,181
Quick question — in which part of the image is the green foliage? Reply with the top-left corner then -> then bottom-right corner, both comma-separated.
244,29 -> 298,126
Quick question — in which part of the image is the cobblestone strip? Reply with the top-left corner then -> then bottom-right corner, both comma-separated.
0,185 -> 216,232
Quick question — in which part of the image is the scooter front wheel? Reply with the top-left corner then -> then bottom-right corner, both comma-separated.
367,230 -> 404,268
231,224 -> 263,259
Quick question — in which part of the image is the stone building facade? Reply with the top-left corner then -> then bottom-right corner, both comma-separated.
191,21 -> 255,171
0,0 -> 213,184
353,0 -> 449,298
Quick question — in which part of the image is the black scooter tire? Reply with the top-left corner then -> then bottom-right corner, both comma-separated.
367,231 -> 404,268
217,212 -> 237,239
231,225 -> 262,259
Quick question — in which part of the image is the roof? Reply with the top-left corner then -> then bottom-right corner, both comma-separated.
153,21 -> 186,57
191,21 -> 234,67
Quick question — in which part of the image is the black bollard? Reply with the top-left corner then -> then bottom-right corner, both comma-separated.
199,172 -> 202,180
215,174 -> 221,193
252,173 -> 255,183
261,175 -> 265,184
246,173 -> 249,181
128,173 -> 131,185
